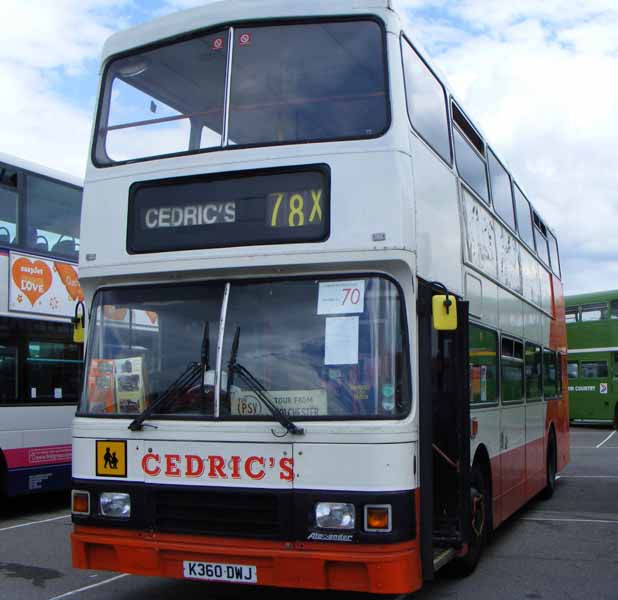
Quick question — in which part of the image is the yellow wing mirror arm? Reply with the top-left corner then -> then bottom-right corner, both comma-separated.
429,282 -> 458,331
72,300 -> 86,344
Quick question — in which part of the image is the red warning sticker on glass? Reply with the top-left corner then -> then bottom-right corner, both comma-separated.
212,37 -> 225,51
238,32 -> 252,46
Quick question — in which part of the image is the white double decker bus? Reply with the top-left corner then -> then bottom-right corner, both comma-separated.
71,1 -> 569,594
0,152 -> 83,498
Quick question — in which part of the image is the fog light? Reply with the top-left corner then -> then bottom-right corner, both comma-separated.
364,505 -> 392,532
100,492 -> 131,518
71,490 -> 90,515
315,502 -> 355,530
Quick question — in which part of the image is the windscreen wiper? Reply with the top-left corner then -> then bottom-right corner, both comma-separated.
128,322 -> 209,431
227,326 -> 304,436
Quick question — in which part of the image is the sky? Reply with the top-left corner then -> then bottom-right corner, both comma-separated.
1,0 -> 617,295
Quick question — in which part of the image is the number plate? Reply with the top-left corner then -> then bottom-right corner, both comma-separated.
182,561 -> 257,583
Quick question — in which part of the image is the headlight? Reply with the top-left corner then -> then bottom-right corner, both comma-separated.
315,502 -> 355,530
100,492 -> 131,518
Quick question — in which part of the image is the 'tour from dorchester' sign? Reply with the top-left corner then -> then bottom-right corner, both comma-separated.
9,251 -> 84,318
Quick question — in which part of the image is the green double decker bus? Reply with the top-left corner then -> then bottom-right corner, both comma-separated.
566,290 -> 618,426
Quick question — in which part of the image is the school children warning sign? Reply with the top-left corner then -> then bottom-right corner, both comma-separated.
8,251 -> 84,318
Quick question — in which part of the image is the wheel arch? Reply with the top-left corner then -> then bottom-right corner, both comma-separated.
471,443 -> 493,531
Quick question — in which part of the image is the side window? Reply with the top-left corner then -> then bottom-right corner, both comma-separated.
469,324 -> 498,405
0,165 -> 19,246
401,38 -> 451,164
525,343 -> 542,401
25,175 -> 82,259
0,343 -> 18,402
452,105 -> 489,203
565,307 -> 578,323
25,340 -> 83,403
581,303 -> 607,322
610,300 -> 618,319
548,231 -> 561,278
513,185 -> 535,250
567,361 -> 579,379
487,149 -> 515,230
501,337 -> 524,403
556,352 -> 563,395
532,213 -> 550,266
613,352 -> 618,378
580,360 -> 608,379
543,348 -> 557,398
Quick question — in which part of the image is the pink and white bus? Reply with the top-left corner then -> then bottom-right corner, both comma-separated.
70,1 -> 569,594
0,152 -> 83,497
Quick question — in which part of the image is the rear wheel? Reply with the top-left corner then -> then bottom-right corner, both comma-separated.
540,431 -> 557,500
444,463 -> 488,577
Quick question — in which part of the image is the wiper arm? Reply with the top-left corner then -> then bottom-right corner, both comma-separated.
129,322 -> 210,432
128,361 -> 202,431
227,326 -> 304,436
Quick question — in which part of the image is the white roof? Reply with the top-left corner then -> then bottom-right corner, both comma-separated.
0,151 -> 82,188
102,0 -> 395,62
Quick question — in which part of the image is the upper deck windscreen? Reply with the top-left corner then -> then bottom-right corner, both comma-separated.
95,19 -> 389,165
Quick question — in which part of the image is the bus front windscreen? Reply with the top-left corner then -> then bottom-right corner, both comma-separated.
79,277 -> 409,420
95,20 -> 389,164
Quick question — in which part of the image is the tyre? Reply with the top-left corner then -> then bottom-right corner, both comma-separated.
444,462 -> 488,577
540,431 -> 557,500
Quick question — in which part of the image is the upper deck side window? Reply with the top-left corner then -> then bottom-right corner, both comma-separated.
0,164 -> 19,246
400,37 -> 451,165
532,211 -> 550,267
25,175 -> 81,260
548,231 -> 561,279
513,184 -> 535,251
611,300 -> 618,319
487,148 -> 515,231
580,302 -> 607,322
451,103 -> 489,203
565,306 -> 578,323
94,19 -> 389,166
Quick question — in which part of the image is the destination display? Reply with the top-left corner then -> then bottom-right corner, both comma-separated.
127,165 -> 329,253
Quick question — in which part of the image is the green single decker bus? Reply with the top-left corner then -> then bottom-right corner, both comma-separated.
565,290 -> 618,426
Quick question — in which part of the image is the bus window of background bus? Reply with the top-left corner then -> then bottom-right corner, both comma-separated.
525,343 -> 542,401
501,337 -> 524,403
610,300 -> 618,319
26,341 -> 82,403
228,21 -> 388,146
0,165 -> 18,246
25,175 -> 81,259
401,37 -> 451,164
543,348 -> 557,398
0,344 -> 18,402
565,307 -> 578,323
469,325 -> 498,405
613,353 -> 618,377
487,148 -> 516,231
99,31 -> 228,163
580,361 -> 608,379
513,185 -> 535,251
567,361 -> 578,379
580,303 -> 607,322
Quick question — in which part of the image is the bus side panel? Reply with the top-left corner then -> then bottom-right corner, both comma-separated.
549,276 -> 570,472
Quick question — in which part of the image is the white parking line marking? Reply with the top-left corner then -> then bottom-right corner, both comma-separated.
0,514 -> 70,532
596,431 -> 616,448
522,517 -> 618,525
559,475 -> 618,479
48,574 -> 129,600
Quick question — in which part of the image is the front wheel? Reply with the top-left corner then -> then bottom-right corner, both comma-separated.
540,432 -> 557,500
444,463 -> 488,577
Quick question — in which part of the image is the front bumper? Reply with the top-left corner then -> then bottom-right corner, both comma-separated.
72,525 -> 423,594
